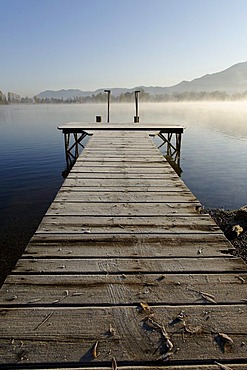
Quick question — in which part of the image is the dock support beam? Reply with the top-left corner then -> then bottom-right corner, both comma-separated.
63,131 -> 88,168
158,131 -> 182,175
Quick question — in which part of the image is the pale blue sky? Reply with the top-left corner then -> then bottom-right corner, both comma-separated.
1,0 -> 247,96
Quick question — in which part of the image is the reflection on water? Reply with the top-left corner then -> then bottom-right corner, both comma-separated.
0,102 -> 247,280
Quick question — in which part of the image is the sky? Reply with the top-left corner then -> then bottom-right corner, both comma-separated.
1,0 -> 247,97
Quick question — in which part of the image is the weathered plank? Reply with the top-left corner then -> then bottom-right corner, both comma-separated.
28,232 -> 231,244
70,169 -> 176,176
2,273 -> 247,305
62,179 -> 184,188
72,162 -> 176,168
24,235 -> 233,258
82,148 -> 162,153
81,156 -> 166,162
77,159 -> 167,166
70,165 -> 176,173
59,186 -> 194,193
82,151 -> 163,157
54,191 -> 199,203
35,216 -> 220,236
47,203 -> 203,217
68,172 -> 177,178
13,256 -> 246,274
61,178 -> 190,190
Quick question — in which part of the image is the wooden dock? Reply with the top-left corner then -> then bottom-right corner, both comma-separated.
0,125 -> 247,369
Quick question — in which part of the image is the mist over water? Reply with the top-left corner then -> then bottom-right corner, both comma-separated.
141,102 -> 247,209
0,101 -> 247,281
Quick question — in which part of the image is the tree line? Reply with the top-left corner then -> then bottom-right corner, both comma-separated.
0,91 -> 33,104
2,89 -> 247,104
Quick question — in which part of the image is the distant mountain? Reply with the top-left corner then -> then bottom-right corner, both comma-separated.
162,61 -> 247,94
37,89 -> 93,99
36,62 -> 247,99
37,87 -> 136,99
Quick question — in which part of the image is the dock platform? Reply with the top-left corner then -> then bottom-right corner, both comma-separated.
0,125 -> 246,369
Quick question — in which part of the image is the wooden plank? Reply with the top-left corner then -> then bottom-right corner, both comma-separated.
2,273 -> 247,305
62,179 -> 185,188
70,167 -> 176,174
77,159 -> 167,164
35,227 -> 219,235
84,146 -> 161,150
23,235 -> 233,258
50,198 -> 197,208
29,233 -> 231,249
54,191 -> 200,203
86,140 -> 157,143
85,137 -> 159,141
13,256 -> 246,274
29,232 -> 230,244
35,215 -> 221,235
83,144 -> 163,149
85,141 -> 155,146
0,305 -> 246,364
85,139 -> 160,145
68,172 -> 177,178
72,162 -> 175,168
58,122 -> 184,132
80,152 -> 165,158
62,179 -> 183,187
40,214 -> 217,223
71,163 -> 174,170
86,142 -> 154,146
40,214 -> 216,222
82,149 -> 162,154
87,135 -> 152,138
59,186 -> 193,193
46,204 -> 206,218
61,177 -> 188,185
82,147 -> 161,152
77,149 -> 165,157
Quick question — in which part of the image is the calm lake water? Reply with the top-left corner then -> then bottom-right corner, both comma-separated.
0,102 -> 247,279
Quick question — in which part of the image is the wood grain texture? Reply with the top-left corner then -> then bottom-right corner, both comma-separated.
46,203 -> 203,217
24,235 -> 233,258
13,257 -> 246,274
1,273 -> 247,305
0,305 -> 246,363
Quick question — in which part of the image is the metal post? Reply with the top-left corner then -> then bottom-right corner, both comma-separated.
104,90 -> 111,123
134,90 -> 140,123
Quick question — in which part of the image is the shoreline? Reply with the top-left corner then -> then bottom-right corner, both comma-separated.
206,206 -> 247,262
